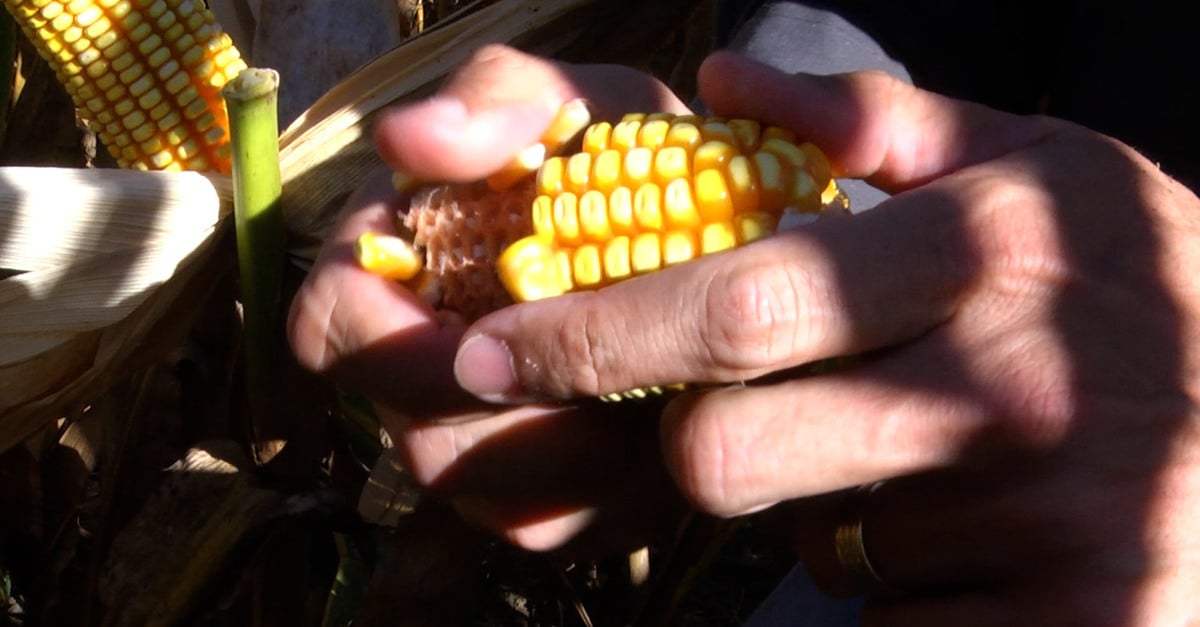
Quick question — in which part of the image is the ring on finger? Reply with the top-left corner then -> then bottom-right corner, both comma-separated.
834,481 -> 904,597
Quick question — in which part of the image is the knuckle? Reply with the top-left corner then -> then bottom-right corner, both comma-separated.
702,255 -> 821,376
663,394 -> 749,516
540,298 -> 611,397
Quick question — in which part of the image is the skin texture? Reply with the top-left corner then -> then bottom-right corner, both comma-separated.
289,45 -> 1200,625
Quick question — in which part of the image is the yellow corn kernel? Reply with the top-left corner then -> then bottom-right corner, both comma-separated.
728,118 -> 761,152
541,98 -> 592,153
6,0 -> 247,172
787,170 -> 820,212
552,192 -> 581,246
663,178 -> 701,231
554,249 -> 575,293
694,168 -> 733,224
662,230 -> 698,266
653,145 -> 691,184
701,221 -> 738,254
572,244 -> 603,287
637,118 -> 670,149
608,186 -> 635,235
592,149 -> 622,194
583,121 -> 612,153
726,155 -> 760,213
354,232 -> 424,281
531,194 -> 555,238
487,142 -> 546,191
633,183 -> 663,232
603,235 -> 632,281
760,137 -> 809,170
622,146 -> 654,188
736,212 -> 778,243
565,151 -> 592,195
537,156 -> 566,196
700,121 -> 736,145
762,125 -> 797,144
802,142 -> 833,190
663,122 -> 702,151
579,190 -> 612,242
694,140 -> 737,171
496,236 -> 566,302
631,232 -> 662,274
753,150 -> 789,211
611,118 -> 642,152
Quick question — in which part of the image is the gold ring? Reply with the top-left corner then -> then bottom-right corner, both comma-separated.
834,482 -> 903,597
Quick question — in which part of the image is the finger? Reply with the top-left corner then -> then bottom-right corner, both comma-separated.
786,472 -> 1019,599
374,44 -> 687,182
388,400 -> 687,552
286,170 -> 484,418
656,349 -> 987,518
697,51 -> 1058,190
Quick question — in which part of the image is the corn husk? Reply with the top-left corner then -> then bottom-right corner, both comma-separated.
0,168 -> 231,452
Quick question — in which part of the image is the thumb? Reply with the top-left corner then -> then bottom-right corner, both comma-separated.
375,45 -> 687,182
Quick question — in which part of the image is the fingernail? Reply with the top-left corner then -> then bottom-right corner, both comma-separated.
455,334 -> 525,403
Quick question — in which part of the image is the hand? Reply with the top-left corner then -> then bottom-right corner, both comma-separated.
449,51 -> 1200,623
287,45 -> 693,552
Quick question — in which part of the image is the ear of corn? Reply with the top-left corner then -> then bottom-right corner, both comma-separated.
356,111 -> 846,318
4,0 -> 248,173
496,112 -> 840,303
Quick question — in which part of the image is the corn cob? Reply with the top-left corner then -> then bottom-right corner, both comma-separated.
358,110 -> 847,320
497,112 -> 842,302
4,0 -> 247,173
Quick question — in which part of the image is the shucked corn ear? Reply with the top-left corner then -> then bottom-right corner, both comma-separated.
357,110 -> 847,320
4,0 -> 247,172
498,112 -> 841,302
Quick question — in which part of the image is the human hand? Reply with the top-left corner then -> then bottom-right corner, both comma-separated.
287,45 -> 694,551
448,51 -> 1200,623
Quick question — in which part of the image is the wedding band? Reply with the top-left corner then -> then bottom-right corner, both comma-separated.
834,482 -> 903,597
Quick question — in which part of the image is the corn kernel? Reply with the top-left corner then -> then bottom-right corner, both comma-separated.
579,190 -> 612,242
603,236 -> 632,280
633,183 -> 663,232
572,244 -> 603,287
552,192 -> 581,246
701,221 -> 738,254
663,178 -> 701,231
662,230 -> 698,266
631,232 -> 662,274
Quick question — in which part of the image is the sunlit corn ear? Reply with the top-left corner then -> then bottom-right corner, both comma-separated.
496,112 -> 842,302
486,98 -> 593,191
4,0 -> 248,172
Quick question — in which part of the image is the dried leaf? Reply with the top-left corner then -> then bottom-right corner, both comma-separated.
0,168 -> 232,451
